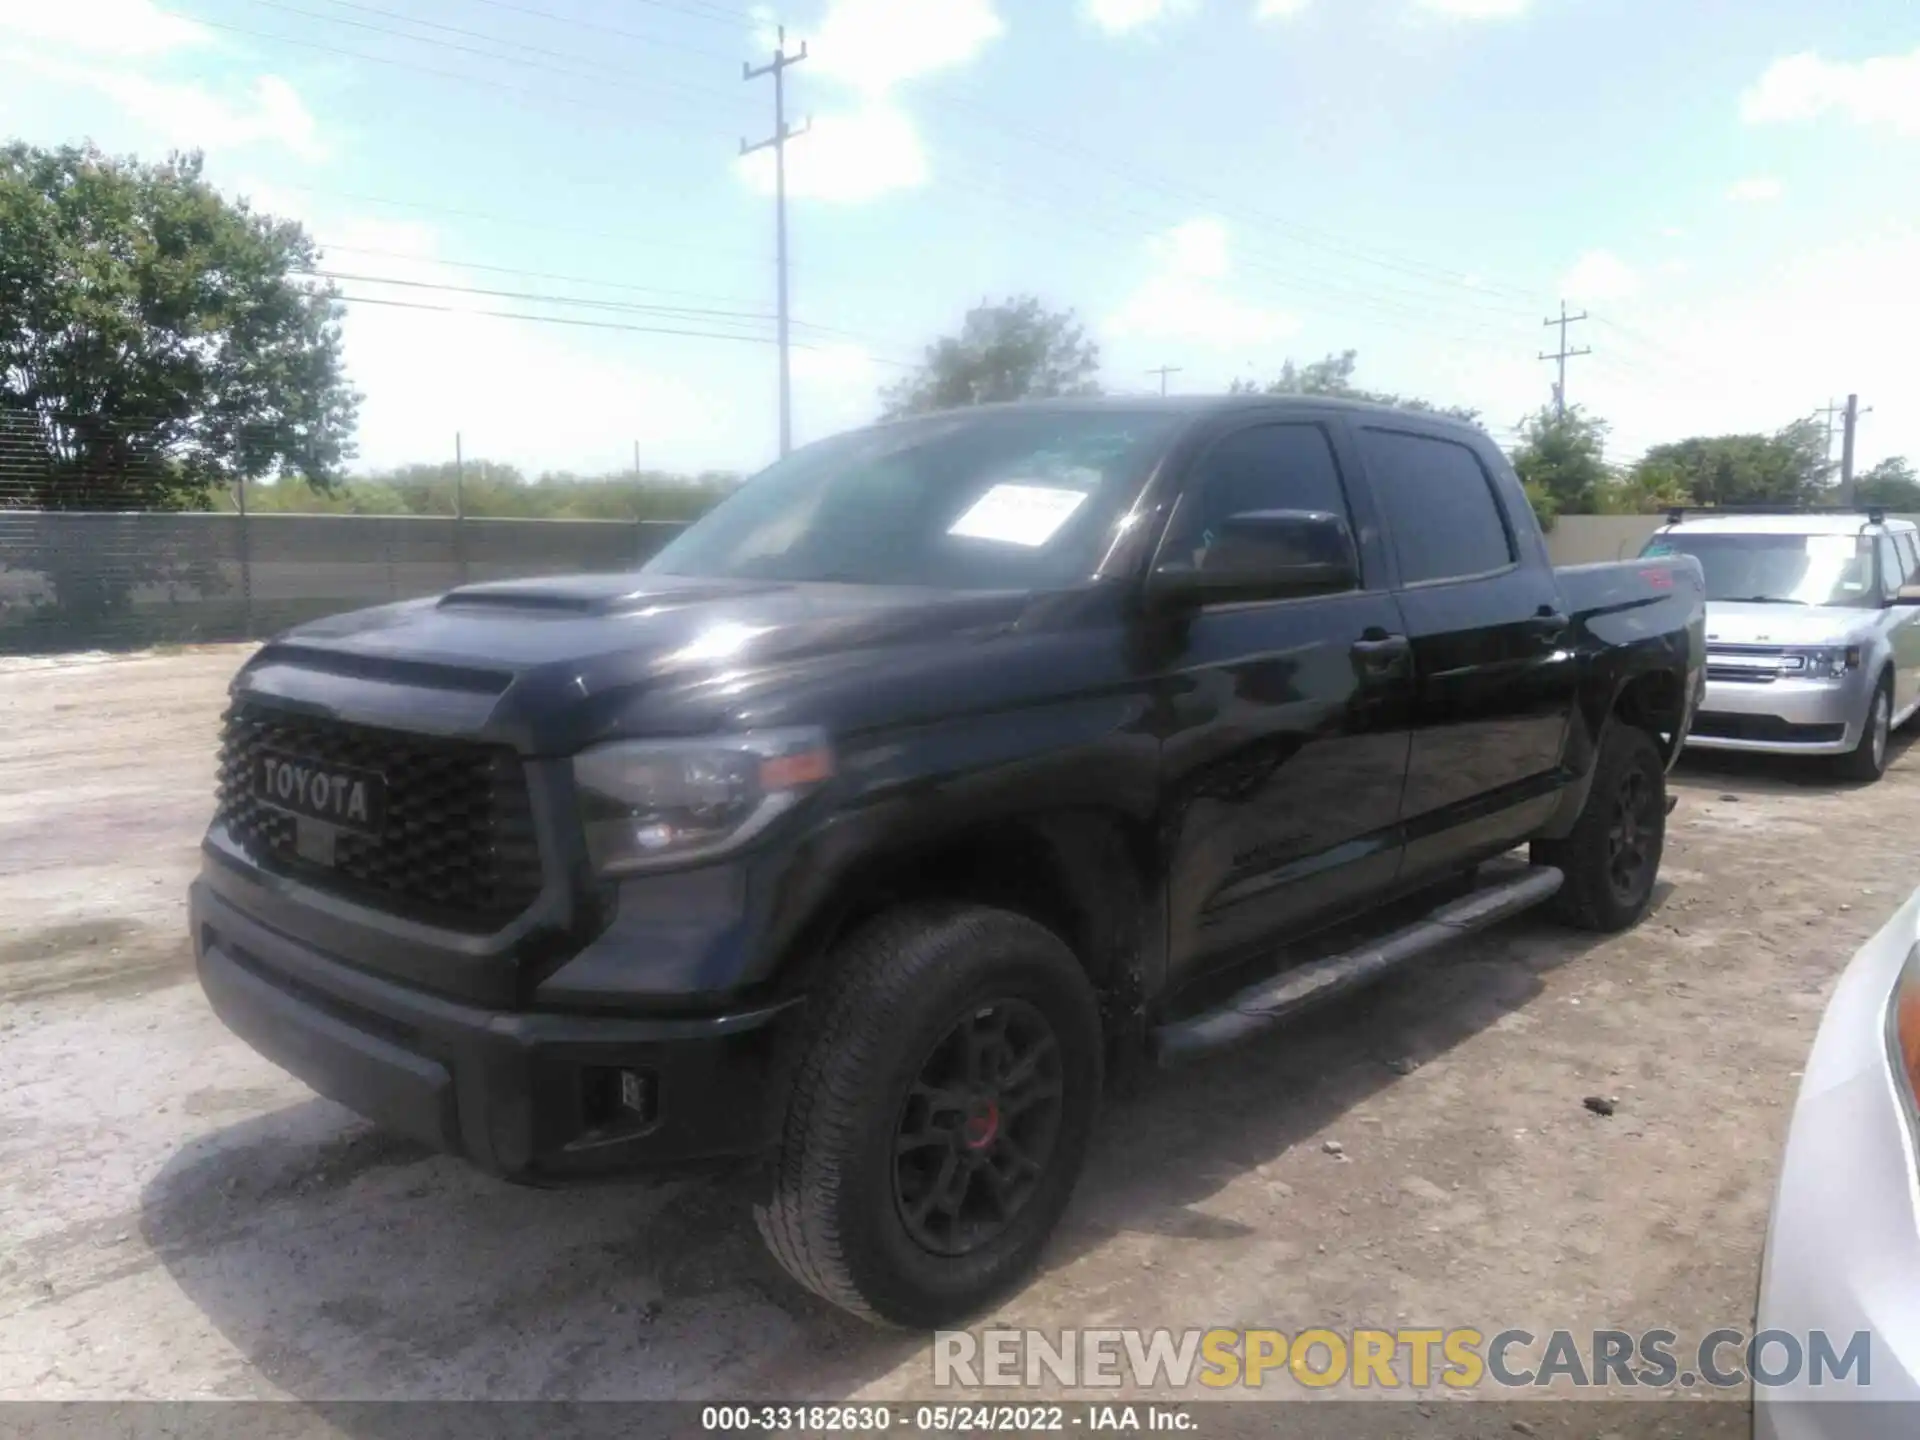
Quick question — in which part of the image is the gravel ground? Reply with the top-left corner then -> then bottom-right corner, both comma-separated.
1,645 -> 1912,1415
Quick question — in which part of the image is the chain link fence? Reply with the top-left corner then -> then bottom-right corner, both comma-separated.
0,410 -> 692,655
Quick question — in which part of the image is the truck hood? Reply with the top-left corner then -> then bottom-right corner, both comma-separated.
234,571 -> 1107,753
1704,600 -> 1881,648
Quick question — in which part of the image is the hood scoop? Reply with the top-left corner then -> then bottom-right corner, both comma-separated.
437,575 -> 776,617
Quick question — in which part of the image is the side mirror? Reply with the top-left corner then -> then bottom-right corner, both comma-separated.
1149,509 -> 1358,606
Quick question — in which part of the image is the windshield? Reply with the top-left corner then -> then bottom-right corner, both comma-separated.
1641,531 -> 1882,608
642,409 -> 1183,591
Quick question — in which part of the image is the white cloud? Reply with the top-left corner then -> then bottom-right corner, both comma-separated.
1561,249 -> 1640,303
736,102 -> 927,202
1255,0 -> 1310,16
1660,225 -> 1686,239
1106,218 -> 1298,350
1411,0 -> 1530,19
738,0 -> 997,206
1742,48 -> 1920,136
1727,176 -> 1784,203
310,218 -> 740,473
759,0 -> 1002,94
9,51 -> 325,160
0,0 -> 206,56
1084,0 -> 1196,36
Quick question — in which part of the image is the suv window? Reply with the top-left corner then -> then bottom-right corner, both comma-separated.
1895,529 -> 1919,584
1162,423 -> 1356,580
1878,535 -> 1904,600
1357,428 -> 1515,585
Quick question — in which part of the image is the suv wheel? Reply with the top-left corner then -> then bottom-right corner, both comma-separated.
754,904 -> 1102,1328
1834,675 -> 1893,783
1531,722 -> 1666,932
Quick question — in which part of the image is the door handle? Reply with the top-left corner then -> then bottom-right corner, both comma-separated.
1525,610 -> 1570,644
1350,632 -> 1411,675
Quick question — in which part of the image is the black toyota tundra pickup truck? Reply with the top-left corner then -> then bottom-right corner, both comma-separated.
192,396 -> 1705,1327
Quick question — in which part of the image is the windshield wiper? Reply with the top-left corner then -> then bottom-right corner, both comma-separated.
1719,595 -> 1808,605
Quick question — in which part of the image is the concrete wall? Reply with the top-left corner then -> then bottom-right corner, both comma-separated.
1544,515 -> 1664,567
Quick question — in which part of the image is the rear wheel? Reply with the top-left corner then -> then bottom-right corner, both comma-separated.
1834,674 -> 1892,783
1531,723 -> 1666,932
754,904 -> 1102,1328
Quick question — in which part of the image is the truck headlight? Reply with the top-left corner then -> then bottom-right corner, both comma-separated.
1780,646 -> 1859,680
572,729 -> 834,875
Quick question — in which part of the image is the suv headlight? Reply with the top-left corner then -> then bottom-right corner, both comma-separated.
1780,646 -> 1860,680
572,729 -> 834,875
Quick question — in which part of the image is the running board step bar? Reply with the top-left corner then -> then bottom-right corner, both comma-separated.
1152,864 -> 1565,1065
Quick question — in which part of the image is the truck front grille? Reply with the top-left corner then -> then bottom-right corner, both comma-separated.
214,703 -> 543,930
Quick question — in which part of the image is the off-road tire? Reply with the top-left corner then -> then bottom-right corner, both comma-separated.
1833,672 -> 1893,783
1531,722 -> 1666,932
753,904 -> 1103,1328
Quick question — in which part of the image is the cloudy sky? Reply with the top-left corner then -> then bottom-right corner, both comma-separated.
3,0 -> 1917,477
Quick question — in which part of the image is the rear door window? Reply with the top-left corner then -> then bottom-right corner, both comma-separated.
1355,428 -> 1515,585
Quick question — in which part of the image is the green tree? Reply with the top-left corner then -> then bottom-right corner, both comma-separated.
1856,456 -> 1920,512
1596,457 -> 1691,515
881,297 -> 1101,418
0,142 -> 358,512
1520,478 -> 1559,532
1229,349 -> 1480,423
1632,421 -> 1831,509
1509,405 -> 1610,514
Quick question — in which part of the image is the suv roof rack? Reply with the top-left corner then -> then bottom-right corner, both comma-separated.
1663,503 -> 1887,525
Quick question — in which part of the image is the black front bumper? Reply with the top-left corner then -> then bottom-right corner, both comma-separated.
190,879 -> 795,1182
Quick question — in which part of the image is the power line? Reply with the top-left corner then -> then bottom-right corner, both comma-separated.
1539,301 -> 1592,417
921,158 -> 1538,353
315,244 -> 779,311
927,87 -> 1551,309
451,0 -> 737,60
311,269 -> 782,324
285,184 -> 764,260
332,291 -> 916,367
232,0 -> 740,109
335,291 -> 815,347
307,267 -> 907,351
741,25 -> 810,458
188,12 -> 729,128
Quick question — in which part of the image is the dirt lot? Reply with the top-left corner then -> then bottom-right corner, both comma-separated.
1,646 -> 1913,1411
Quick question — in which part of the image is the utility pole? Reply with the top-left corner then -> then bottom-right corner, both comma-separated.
1840,393 -> 1868,504
453,431 -> 468,583
1814,398 -> 1846,483
1538,300 -> 1592,418
742,27 -> 810,458
1147,365 -> 1183,397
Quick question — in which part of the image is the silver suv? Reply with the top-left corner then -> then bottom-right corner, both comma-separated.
1642,509 -> 1920,781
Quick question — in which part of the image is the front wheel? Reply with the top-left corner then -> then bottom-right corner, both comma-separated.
1833,675 -> 1892,783
1531,722 -> 1666,932
754,904 -> 1103,1328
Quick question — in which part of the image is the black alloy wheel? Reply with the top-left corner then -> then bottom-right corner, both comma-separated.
892,999 -> 1065,1258
1606,762 -> 1661,907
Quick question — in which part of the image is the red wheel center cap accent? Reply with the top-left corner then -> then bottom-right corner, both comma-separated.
963,1099 -> 1000,1150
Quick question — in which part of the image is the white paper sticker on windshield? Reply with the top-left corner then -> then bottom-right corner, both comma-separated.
948,484 -> 1089,548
